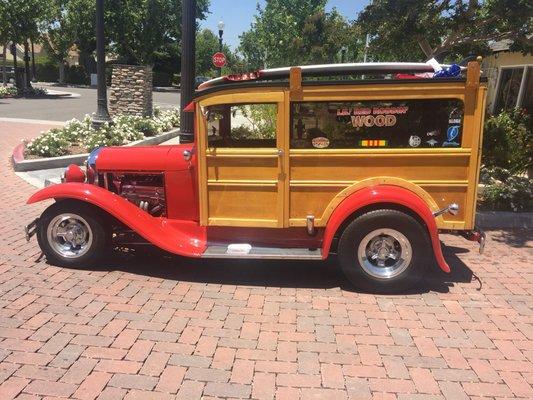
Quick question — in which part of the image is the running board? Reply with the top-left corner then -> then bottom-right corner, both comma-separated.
202,245 -> 322,260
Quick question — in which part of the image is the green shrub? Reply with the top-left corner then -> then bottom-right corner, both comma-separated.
35,62 -> 59,82
482,109 -> 532,174
478,167 -> 533,212
66,65 -> 89,85
153,71 -> 172,87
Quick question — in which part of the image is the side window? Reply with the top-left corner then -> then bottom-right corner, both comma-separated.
290,99 -> 464,149
207,103 -> 277,148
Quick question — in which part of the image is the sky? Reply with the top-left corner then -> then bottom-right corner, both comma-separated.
199,0 -> 371,51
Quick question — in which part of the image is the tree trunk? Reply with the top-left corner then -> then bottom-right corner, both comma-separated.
2,44 -> 6,86
31,40 -> 36,81
417,38 -> 434,60
59,61 -> 65,84
23,40 -> 32,90
12,42 -> 19,90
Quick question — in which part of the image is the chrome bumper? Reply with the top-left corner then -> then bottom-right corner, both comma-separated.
24,218 -> 39,241
461,227 -> 486,254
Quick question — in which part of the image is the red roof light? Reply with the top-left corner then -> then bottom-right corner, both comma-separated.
226,71 -> 262,82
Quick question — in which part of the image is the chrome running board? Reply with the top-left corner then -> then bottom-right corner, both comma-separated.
202,245 -> 322,260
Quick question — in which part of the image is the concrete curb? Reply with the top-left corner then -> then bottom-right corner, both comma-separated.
476,211 -> 533,229
12,128 -> 180,172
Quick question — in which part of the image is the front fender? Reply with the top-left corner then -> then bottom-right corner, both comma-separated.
322,185 -> 450,273
27,183 -> 206,257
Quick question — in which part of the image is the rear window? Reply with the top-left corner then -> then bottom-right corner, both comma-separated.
290,99 -> 464,149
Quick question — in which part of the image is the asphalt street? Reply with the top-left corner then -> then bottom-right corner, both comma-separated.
0,85 -> 181,122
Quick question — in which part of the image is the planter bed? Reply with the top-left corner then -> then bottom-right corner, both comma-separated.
476,211 -> 533,229
12,128 -> 180,172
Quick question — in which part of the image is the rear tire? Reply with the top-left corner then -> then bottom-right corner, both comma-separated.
37,201 -> 109,268
337,209 -> 431,293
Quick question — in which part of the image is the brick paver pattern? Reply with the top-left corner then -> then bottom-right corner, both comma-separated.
0,120 -> 532,399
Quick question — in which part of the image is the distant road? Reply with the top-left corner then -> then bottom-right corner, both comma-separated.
0,85 -> 181,121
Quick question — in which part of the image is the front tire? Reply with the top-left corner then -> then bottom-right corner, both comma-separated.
37,201 -> 109,267
338,209 -> 431,293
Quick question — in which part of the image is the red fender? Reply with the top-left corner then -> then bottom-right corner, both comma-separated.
27,183 -> 207,257
322,185 -> 450,273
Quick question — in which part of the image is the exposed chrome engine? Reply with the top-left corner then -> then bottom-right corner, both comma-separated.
110,173 -> 166,216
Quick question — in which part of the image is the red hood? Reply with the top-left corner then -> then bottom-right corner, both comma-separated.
96,144 -> 192,172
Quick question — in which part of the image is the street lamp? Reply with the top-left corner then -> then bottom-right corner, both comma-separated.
218,20 -> 224,77
179,0 -> 196,136
92,0 -> 111,128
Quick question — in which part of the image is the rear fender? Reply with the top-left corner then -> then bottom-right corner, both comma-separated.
27,183 -> 206,257
322,185 -> 450,273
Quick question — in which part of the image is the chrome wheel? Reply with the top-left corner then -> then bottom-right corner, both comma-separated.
357,228 -> 412,279
46,213 -> 93,258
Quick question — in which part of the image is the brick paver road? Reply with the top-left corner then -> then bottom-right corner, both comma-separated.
0,120 -> 532,399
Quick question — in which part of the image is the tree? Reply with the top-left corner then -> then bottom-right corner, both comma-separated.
0,2 -> 11,86
106,0 -> 210,66
196,28 -> 236,76
356,0 -> 533,62
2,0 -> 51,89
42,0 -> 75,84
238,0 -> 360,69
63,0 -> 97,75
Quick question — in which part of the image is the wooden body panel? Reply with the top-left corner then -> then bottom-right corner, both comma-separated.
288,149 -> 470,229
195,79 -> 486,231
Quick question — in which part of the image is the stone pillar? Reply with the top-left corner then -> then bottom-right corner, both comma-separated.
109,65 -> 153,117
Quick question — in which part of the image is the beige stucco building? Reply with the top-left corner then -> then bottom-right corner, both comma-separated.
482,40 -> 532,114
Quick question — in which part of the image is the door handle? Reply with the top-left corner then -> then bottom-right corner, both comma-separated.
183,150 -> 192,161
277,149 -> 284,156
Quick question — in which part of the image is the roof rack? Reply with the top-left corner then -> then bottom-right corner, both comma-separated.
197,62 -> 465,90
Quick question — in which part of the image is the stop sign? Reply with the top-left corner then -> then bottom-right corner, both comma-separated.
212,52 -> 227,68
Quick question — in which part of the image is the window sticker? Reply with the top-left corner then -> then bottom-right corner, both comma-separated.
337,106 -> 409,128
443,126 -> 460,147
359,139 -> 388,147
448,108 -> 462,124
408,135 -> 421,147
312,136 -> 330,148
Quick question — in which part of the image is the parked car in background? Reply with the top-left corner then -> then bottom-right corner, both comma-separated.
195,76 -> 210,88
0,66 -> 17,83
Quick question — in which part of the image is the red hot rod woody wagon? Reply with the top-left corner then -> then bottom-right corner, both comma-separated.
25,60 -> 487,292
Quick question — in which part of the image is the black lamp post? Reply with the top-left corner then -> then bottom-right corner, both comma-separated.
92,0 -> 111,128
180,0 -> 196,135
217,20 -> 224,77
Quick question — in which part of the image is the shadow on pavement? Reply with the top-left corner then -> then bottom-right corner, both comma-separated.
490,229 -> 532,248
46,241 -> 476,295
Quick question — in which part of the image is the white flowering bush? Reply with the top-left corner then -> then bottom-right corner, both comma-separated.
26,128 -> 71,157
478,167 -> 532,212
25,108 -> 180,158
0,86 -> 18,98
62,116 -> 95,142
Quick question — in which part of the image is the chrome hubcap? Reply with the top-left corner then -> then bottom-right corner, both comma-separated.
357,228 -> 412,279
46,214 -> 92,258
